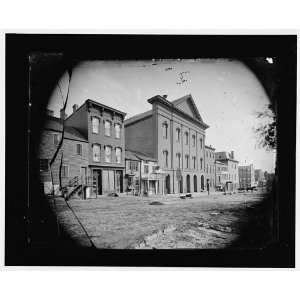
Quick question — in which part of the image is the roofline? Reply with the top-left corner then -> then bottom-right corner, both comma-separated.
205,145 -> 216,150
43,128 -> 88,142
217,158 -> 239,163
124,110 -> 152,127
147,95 -> 209,129
86,99 -> 127,116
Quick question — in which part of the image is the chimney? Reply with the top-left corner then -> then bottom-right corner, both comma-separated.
162,95 -> 168,99
46,109 -> 54,117
60,109 -> 68,120
231,151 -> 234,159
73,104 -> 78,113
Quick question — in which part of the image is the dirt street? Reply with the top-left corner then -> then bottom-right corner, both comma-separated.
52,190 -> 274,249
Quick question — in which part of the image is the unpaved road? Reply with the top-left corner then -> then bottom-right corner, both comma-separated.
56,191 -> 274,249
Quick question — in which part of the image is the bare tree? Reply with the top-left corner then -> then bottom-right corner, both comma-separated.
49,68 -> 72,195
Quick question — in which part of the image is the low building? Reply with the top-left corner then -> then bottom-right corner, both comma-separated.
39,113 -> 89,195
205,145 -> 216,190
215,151 -> 239,191
239,164 -> 255,189
124,149 -> 166,195
215,160 -> 229,190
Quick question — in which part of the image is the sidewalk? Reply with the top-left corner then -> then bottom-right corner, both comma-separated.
48,197 -> 94,248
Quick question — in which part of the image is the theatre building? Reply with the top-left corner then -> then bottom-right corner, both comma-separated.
65,99 -> 126,196
125,94 -> 209,194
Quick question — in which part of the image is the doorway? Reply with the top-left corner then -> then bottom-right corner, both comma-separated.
186,174 -> 190,193
93,169 -> 102,195
115,170 -> 123,193
201,175 -> 204,190
165,175 -> 170,194
193,175 -> 197,192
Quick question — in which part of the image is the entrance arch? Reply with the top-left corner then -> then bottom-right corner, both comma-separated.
201,175 -> 204,190
186,174 -> 190,193
193,175 -> 197,192
165,174 -> 170,194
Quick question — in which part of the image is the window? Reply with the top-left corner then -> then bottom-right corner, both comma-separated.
193,156 -> 196,169
105,146 -> 112,162
152,165 -> 157,172
92,144 -> 101,162
206,164 -> 208,173
185,155 -> 189,168
176,128 -> 180,142
92,117 -> 100,134
144,165 -> 149,174
53,133 -> 60,146
176,153 -> 181,168
200,158 -> 203,169
210,152 -> 211,158
61,165 -> 69,177
104,120 -> 111,136
192,135 -> 195,147
129,161 -> 138,171
185,132 -> 189,145
39,159 -> 49,172
76,144 -> 82,155
200,138 -> 203,149
163,150 -> 168,167
115,147 -> 122,163
206,151 -> 208,157
163,122 -> 168,139
115,123 -> 121,139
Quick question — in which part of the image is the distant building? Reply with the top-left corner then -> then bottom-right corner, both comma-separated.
215,160 -> 229,190
124,149 -> 165,195
125,94 -> 209,194
205,145 -> 216,190
238,164 -> 255,189
254,169 -> 264,182
39,113 -> 89,195
65,99 -> 126,196
215,151 -> 239,191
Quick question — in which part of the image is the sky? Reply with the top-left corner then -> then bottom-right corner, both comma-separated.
48,59 -> 276,173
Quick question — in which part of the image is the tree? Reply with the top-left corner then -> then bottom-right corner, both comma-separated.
254,104 -> 276,151
49,68 -> 72,195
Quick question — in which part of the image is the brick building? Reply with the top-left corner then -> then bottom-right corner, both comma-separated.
215,160 -> 229,190
205,145 -> 216,190
39,113 -> 89,195
64,99 -> 126,196
215,151 -> 239,191
239,164 -> 255,189
124,149 -> 165,195
125,94 -> 209,194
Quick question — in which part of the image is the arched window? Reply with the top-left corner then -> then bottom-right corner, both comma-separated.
115,147 -> 122,163
200,138 -> 203,149
115,123 -> 121,139
192,135 -> 196,147
163,122 -> 168,139
105,145 -> 112,162
92,117 -> 100,134
163,150 -> 168,167
176,128 -> 180,142
185,155 -> 189,168
104,120 -> 111,136
92,144 -> 101,162
185,132 -> 189,145
192,156 -> 196,169
176,153 -> 181,168
200,158 -> 203,169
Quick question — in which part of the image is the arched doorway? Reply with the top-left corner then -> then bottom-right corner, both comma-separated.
193,175 -> 197,192
179,177 -> 183,193
165,174 -> 170,194
201,175 -> 204,190
186,174 -> 190,193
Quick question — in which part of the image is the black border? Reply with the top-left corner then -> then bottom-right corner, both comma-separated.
5,34 -> 296,267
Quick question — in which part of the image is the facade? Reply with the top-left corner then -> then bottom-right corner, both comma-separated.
254,169 -> 266,186
205,145 -> 216,190
215,160 -> 229,190
39,113 -> 89,195
238,164 -> 255,189
124,150 -> 165,195
65,99 -> 126,196
215,151 -> 239,191
125,94 -> 209,194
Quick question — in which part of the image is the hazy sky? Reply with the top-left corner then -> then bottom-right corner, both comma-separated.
48,59 -> 275,172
